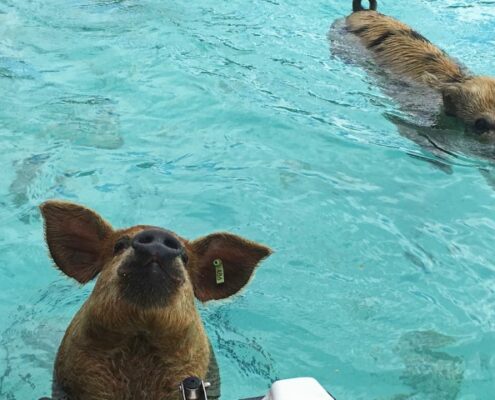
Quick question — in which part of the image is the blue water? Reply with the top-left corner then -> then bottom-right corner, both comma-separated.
1,0 -> 495,399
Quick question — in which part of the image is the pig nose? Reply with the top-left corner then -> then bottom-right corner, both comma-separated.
132,229 -> 182,261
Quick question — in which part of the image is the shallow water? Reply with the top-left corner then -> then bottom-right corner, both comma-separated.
0,0 -> 494,399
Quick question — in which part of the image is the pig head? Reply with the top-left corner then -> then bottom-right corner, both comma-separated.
40,200 -> 271,400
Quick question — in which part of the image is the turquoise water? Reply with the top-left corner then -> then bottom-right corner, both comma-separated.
1,0 -> 495,399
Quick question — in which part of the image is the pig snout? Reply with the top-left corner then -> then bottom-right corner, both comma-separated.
118,228 -> 187,308
132,229 -> 184,264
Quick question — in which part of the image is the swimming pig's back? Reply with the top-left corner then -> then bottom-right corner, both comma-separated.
345,10 -> 465,86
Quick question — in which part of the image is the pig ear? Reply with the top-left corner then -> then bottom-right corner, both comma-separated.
440,83 -> 462,116
40,200 -> 114,284
421,72 -> 444,89
187,233 -> 272,302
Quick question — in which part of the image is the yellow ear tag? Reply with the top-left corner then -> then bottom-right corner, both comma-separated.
213,259 -> 225,285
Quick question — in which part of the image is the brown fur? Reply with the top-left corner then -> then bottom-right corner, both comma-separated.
345,2 -> 495,138
40,200 -> 271,400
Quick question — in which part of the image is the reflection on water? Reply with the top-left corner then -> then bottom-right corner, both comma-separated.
0,282 -> 75,399
42,95 -> 123,150
203,304 -> 278,383
10,154 -> 50,208
0,57 -> 40,80
387,113 -> 495,192
396,331 -> 464,400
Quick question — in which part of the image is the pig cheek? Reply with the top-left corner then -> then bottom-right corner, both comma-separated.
109,249 -> 134,276
96,254 -> 129,288
177,273 -> 196,306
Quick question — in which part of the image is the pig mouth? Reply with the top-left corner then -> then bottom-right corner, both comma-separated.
117,256 -> 185,308
465,126 -> 495,143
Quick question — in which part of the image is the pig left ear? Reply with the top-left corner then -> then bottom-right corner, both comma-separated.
40,200 -> 114,283
186,233 -> 272,302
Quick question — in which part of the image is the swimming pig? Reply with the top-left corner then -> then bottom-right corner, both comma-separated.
343,0 -> 495,140
40,200 -> 271,400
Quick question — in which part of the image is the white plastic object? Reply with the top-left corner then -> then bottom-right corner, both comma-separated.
263,377 -> 335,400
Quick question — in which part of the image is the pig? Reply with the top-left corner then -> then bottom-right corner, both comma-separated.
40,200 -> 272,400
343,0 -> 495,140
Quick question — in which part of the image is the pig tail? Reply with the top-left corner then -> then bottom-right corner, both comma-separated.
353,0 -> 378,12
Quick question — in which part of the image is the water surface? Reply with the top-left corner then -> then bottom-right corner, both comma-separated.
0,1 -> 494,399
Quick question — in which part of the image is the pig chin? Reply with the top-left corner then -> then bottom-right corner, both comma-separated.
117,258 -> 186,309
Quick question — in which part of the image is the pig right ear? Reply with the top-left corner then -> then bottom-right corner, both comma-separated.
440,83 -> 462,116
40,200 -> 114,283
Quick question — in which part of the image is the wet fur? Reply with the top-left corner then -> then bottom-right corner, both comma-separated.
53,279 -> 211,400
346,11 -> 465,86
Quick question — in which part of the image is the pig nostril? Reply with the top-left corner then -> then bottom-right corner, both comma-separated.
140,235 -> 154,244
132,229 -> 182,257
164,238 -> 179,250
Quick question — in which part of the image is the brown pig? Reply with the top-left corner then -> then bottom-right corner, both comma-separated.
345,0 -> 495,140
40,200 -> 271,400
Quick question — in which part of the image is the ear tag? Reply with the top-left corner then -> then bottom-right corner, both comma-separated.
213,259 -> 225,285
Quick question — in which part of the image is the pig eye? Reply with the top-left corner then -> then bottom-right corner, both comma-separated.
114,237 -> 130,255
474,118 -> 490,133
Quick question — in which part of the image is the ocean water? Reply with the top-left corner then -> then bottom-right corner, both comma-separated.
0,0 -> 494,399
